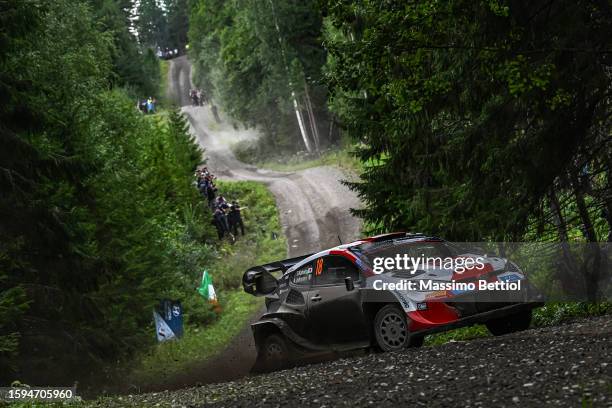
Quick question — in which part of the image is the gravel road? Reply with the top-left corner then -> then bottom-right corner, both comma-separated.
93,315 -> 612,407
152,56 -> 361,389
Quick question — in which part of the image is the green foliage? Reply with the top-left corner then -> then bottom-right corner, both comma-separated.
135,0 -> 168,48
134,0 -> 189,52
89,0 -> 161,97
323,0 -> 612,246
188,0 -> 336,155
0,0 -> 213,384
158,59 -> 171,105
210,180 -> 288,290
533,302 -> 612,327
0,275 -> 28,360
166,0 -> 189,51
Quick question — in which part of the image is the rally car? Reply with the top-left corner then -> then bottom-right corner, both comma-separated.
242,232 -> 544,370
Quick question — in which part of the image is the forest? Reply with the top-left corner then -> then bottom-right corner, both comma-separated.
0,0 -> 610,389
0,0 -> 213,384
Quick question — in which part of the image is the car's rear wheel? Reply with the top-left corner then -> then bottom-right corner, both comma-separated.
260,333 -> 289,370
374,305 -> 413,352
486,309 -> 532,336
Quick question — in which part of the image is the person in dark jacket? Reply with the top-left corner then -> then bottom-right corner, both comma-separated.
216,195 -> 229,210
228,200 -> 245,236
212,208 -> 229,239
206,183 -> 217,209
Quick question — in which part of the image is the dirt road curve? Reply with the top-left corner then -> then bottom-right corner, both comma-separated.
156,56 -> 361,389
170,56 -> 362,257
95,315 -> 612,407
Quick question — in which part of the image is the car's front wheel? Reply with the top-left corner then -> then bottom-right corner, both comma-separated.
374,304 -> 413,352
485,309 -> 532,336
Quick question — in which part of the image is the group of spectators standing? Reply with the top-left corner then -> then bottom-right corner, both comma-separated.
137,97 -> 157,114
190,89 -> 208,106
195,167 -> 245,241
157,47 -> 180,60
188,89 -> 221,124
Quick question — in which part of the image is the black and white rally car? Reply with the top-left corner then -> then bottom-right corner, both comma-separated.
242,233 -> 544,370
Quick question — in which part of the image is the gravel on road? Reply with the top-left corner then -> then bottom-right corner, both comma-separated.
91,314 -> 612,408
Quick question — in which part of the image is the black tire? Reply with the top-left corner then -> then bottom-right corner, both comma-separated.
374,304 -> 413,352
259,334 -> 289,371
486,309 -> 532,336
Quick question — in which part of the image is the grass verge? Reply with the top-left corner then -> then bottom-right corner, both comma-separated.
158,59 -> 170,106
125,180 -> 286,388
259,149 -> 362,175
127,291 -> 263,387
232,141 -> 363,177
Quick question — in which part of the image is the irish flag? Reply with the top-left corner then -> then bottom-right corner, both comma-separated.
197,270 -> 218,304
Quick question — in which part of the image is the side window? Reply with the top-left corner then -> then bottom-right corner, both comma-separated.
291,262 -> 314,286
314,256 -> 360,286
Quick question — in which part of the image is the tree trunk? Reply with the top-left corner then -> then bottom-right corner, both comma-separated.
570,171 -> 601,301
268,0 -> 313,153
292,92 -> 312,153
304,83 -> 320,153
605,158 -> 612,242
548,188 -> 581,297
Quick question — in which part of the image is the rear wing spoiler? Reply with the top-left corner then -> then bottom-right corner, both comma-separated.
242,253 -> 314,296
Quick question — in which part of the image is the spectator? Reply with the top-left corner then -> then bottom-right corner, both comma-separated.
146,97 -> 155,114
228,201 -> 245,236
206,182 -> 217,209
190,89 -> 199,106
212,207 -> 232,240
216,195 -> 229,210
195,167 -> 246,242
212,208 -> 226,239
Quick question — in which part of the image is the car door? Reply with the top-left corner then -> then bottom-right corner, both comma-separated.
306,255 -> 369,344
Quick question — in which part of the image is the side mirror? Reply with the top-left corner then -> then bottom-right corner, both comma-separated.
344,276 -> 355,292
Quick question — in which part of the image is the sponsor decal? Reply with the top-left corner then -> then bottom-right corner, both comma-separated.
293,266 -> 313,284
497,272 -> 523,283
392,290 -> 411,310
425,290 -> 447,299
